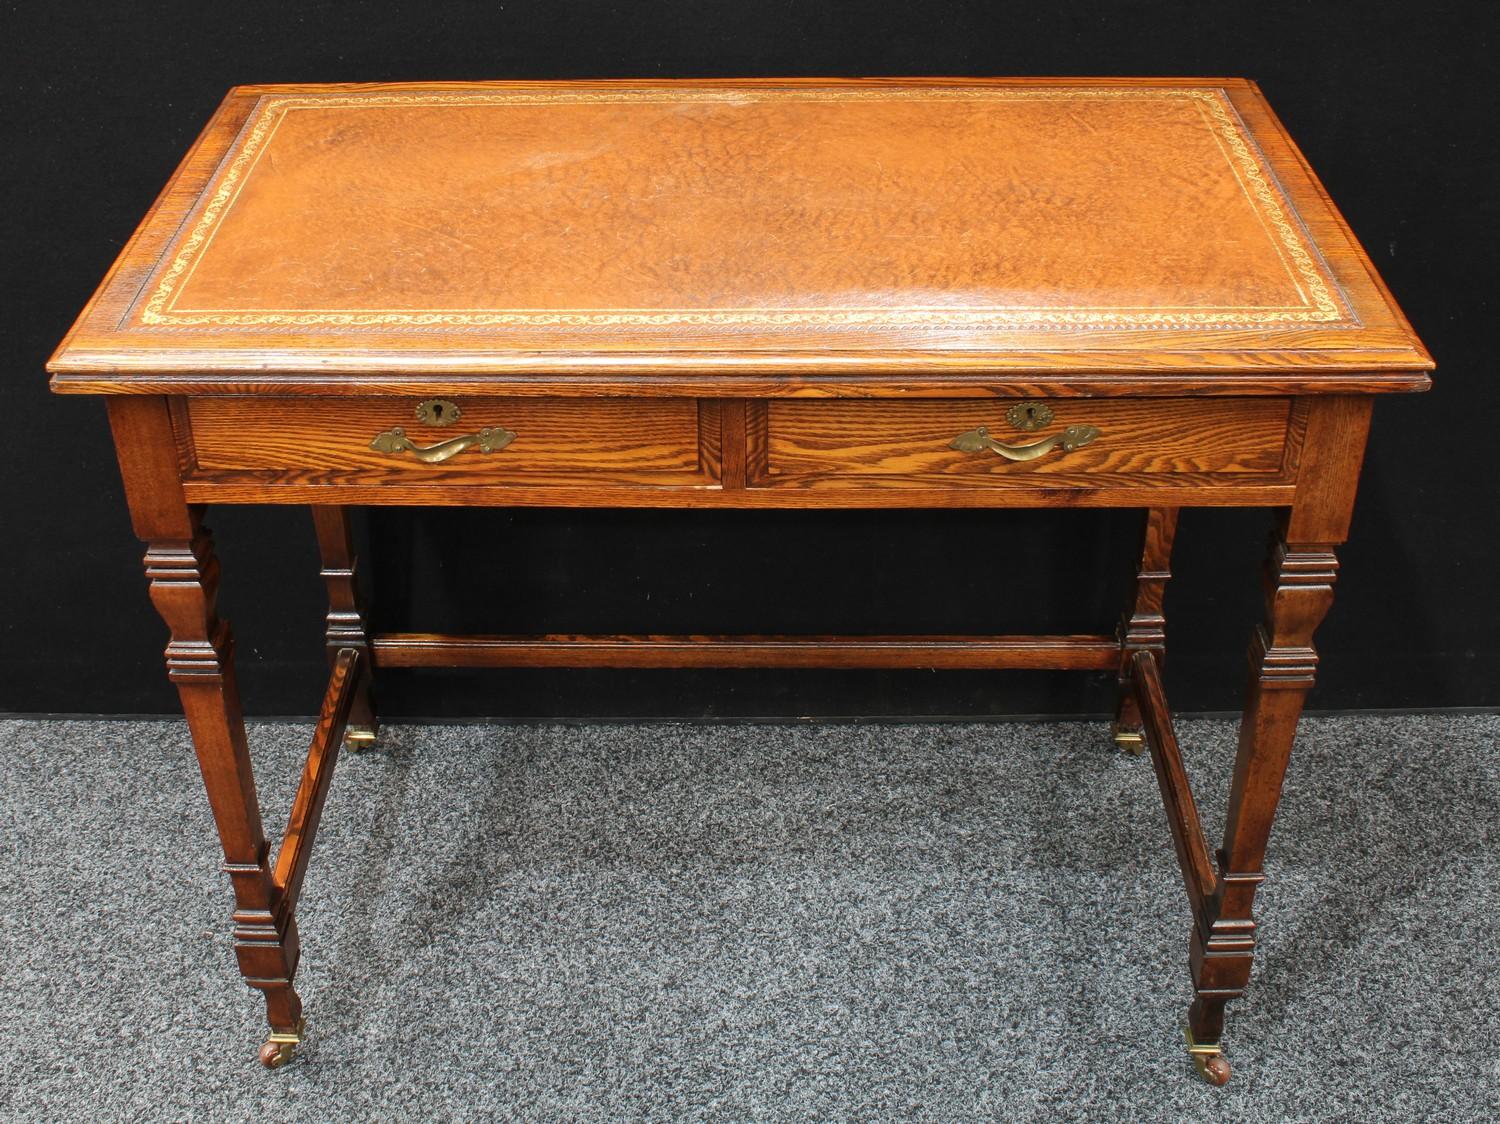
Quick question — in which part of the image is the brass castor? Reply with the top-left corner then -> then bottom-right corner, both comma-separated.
259,1018 -> 306,1070
344,725 -> 378,753
1185,1025 -> 1231,1086
1112,724 -> 1146,755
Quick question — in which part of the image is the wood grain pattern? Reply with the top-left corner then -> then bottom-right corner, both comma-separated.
108,396 -> 304,1042
1287,396 -> 1374,544
178,476 -> 1301,509
52,369 -> 1434,399
1131,649 -> 1217,911
311,506 -> 376,743
271,647 -> 359,914
1114,506 -> 1179,740
371,632 -> 1122,670
187,396 -> 712,483
762,398 -> 1296,482
717,400 -> 749,490
1189,531 -> 1340,1055
179,395 -> 1307,500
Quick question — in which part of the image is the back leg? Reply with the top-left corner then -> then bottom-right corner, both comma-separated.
1113,507 -> 1179,752
312,506 -> 378,749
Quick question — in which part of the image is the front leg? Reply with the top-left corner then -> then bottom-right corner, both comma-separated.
109,397 -> 303,1067
1185,396 -> 1371,1083
1187,530 -> 1338,1084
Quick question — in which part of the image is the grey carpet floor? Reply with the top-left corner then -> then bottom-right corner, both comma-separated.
1,713 -> 1496,1122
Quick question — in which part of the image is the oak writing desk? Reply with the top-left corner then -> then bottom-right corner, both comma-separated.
49,79 -> 1432,1082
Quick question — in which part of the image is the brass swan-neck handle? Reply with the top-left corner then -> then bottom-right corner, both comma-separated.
949,424 -> 1101,463
369,425 -> 517,464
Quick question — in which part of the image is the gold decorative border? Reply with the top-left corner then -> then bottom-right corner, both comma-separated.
137,87 -> 1350,330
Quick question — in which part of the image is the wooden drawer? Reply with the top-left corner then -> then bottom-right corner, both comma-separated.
755,398 -> 1303,488
177,394 -> 1306,507
184,397 -> 717,486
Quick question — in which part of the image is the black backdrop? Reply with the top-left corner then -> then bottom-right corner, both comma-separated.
3,1 -> 1495,720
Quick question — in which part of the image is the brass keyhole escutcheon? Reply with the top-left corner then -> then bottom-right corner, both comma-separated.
415,398 -> 461,427
1006,400 -> 1053,432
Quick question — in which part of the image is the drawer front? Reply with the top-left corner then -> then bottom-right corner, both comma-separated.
186,397 -> 715,486
759,398 -> 1300,486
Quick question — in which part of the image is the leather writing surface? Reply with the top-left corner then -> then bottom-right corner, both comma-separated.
144,88 -> 1345,329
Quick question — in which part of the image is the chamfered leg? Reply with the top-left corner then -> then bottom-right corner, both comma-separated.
108,397 -> 304,1068
1186,528 -> 1338,1085
1114,507 -> 1179,752
1184,397 -> 1370,1084
311,506 -> 377,750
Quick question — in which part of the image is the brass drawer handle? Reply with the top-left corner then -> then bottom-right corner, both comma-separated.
369,425 -> 516,464
950,424 -> 1101,462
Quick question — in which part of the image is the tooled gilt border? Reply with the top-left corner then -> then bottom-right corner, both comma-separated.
136,87 -> 1353,330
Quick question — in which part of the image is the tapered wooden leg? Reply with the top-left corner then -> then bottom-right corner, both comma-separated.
311,506 -> 377,749
147,521 -> 305,1063
1114,507 -> 1179,753
1187,526 -> 1338,1081
109,397 -> 303,1067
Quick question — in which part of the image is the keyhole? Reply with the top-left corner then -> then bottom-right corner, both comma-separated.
417,399 -> 461,426
1025,406 -> 1036,422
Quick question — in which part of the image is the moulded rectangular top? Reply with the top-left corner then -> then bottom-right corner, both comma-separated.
48,78 -> 1432,397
